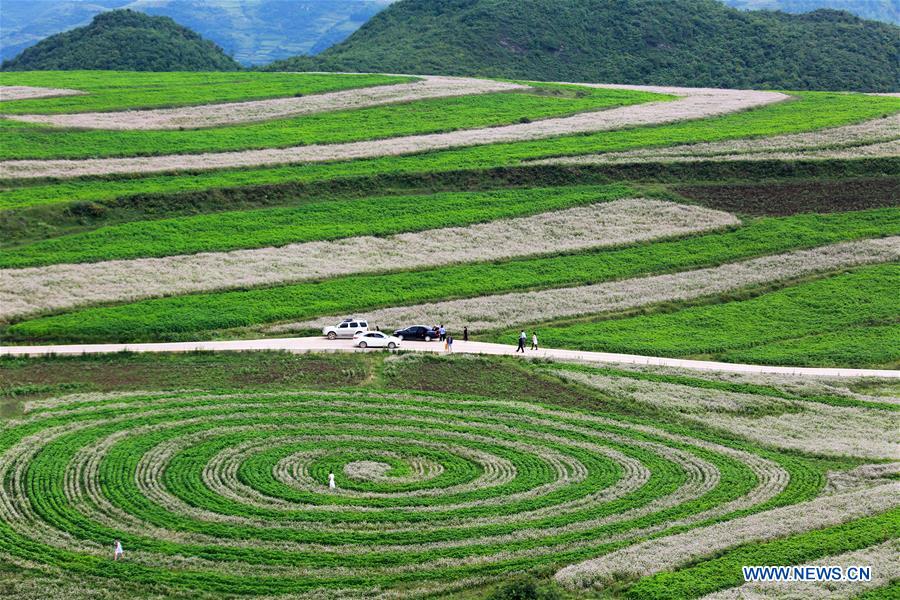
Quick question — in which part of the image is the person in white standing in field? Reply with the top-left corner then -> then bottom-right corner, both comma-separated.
113,539 -> 124,561
328,471 -> 336,489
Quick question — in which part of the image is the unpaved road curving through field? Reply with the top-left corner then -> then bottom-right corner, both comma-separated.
1,337 -> 897,378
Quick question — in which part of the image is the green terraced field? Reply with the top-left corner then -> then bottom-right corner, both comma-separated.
3,91 -> 897,211
516,264 -> 900,368
7,207 -> 896,344
0,84 -> 664,160
0,71 -> 413,113
1,74 -> 897,357
0,185 -> 632,267
1,69 -> 898,599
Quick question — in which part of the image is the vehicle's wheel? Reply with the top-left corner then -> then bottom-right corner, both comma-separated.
388,342 -> 396,349
358,341 -> 367,349
425,336 -> 432,342
327,332 -> 337,340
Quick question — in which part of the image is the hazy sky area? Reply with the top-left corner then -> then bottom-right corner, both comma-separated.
0,0 -> 397,64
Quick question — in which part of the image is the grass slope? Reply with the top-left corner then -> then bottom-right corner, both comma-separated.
0,85 -> 665,160
6,208 -> 896,343
0,185 -> 632,267
2,91 -> 896,211
523,264 -> 899,367
0,71 -> 410,114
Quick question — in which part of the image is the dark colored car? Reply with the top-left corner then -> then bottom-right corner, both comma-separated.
393,325 -> 438,341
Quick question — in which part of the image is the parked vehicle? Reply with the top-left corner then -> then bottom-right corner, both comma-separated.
353,331 -> 401,349
323,318 -> 369,340
392,325 -> 438,341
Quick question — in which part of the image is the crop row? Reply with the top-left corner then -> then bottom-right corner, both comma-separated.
1,199 -> 738,320
556,367 -> 899,459
289,237 -> 899,334
556,485 -> 898,591
0,87 -> 786,179
2,91 -> 895,211
6,207 -> 895,342
0,71 -> 412,114
722,322 -> 900,367
534,113 -> 899,165
0,84 -> 663,161
540,139 -> 899,165
524,264 -> 899,367
545,363 -> 899,412
4,75 -> 528,130
0,184 -> 634,266
622,509 -> 899,599
703,538 -> 898,599
0,388 -> 814,596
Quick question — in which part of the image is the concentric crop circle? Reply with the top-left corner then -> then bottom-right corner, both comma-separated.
0,390 -> 800,597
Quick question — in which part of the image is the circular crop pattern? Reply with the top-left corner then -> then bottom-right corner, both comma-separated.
0,390 -> 800,597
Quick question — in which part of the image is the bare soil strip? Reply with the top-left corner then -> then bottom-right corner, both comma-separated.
4,76 -> 525,130
0,86 -> 84,102
530,114 -> 900,165
275,237 -> 900,334
554,482 -> 900,590
0,86 -> 787,180
0,199 -> 736,320
535,140 -> 900,165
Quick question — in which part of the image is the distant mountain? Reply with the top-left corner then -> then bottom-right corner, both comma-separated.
0,0 -> 397,66
267,0 -> 900,92
722,0 -> 899,25
1,9 -> 240,71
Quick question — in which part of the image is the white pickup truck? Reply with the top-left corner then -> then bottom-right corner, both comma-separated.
323,318 -> 369,339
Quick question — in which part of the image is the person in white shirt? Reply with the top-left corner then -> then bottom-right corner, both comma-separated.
516,330 -> 526,353
113,539 -> 124,561
328,471 -> 336,489
531,332 -> 538,351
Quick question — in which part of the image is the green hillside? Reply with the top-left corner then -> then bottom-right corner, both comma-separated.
267,0 -> 900,92
1,9 -> 240,72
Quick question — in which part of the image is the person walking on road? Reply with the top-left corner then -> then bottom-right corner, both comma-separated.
446,334 -> 454,353
516,330 -> 526,353
531,332 -> 538,351
463,326 -> 468,342
439,325 -> 446,342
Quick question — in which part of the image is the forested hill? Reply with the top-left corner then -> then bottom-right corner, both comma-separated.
265,0 -> 900,92
1,10 -> 240,72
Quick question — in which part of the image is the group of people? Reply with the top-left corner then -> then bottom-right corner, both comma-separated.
427,324 -> 537,354
516,330 -> 538,353
430,324 -> 470,352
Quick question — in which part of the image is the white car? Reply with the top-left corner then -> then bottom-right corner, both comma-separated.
353,331 -> 401,349
323,318 -> 368,340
